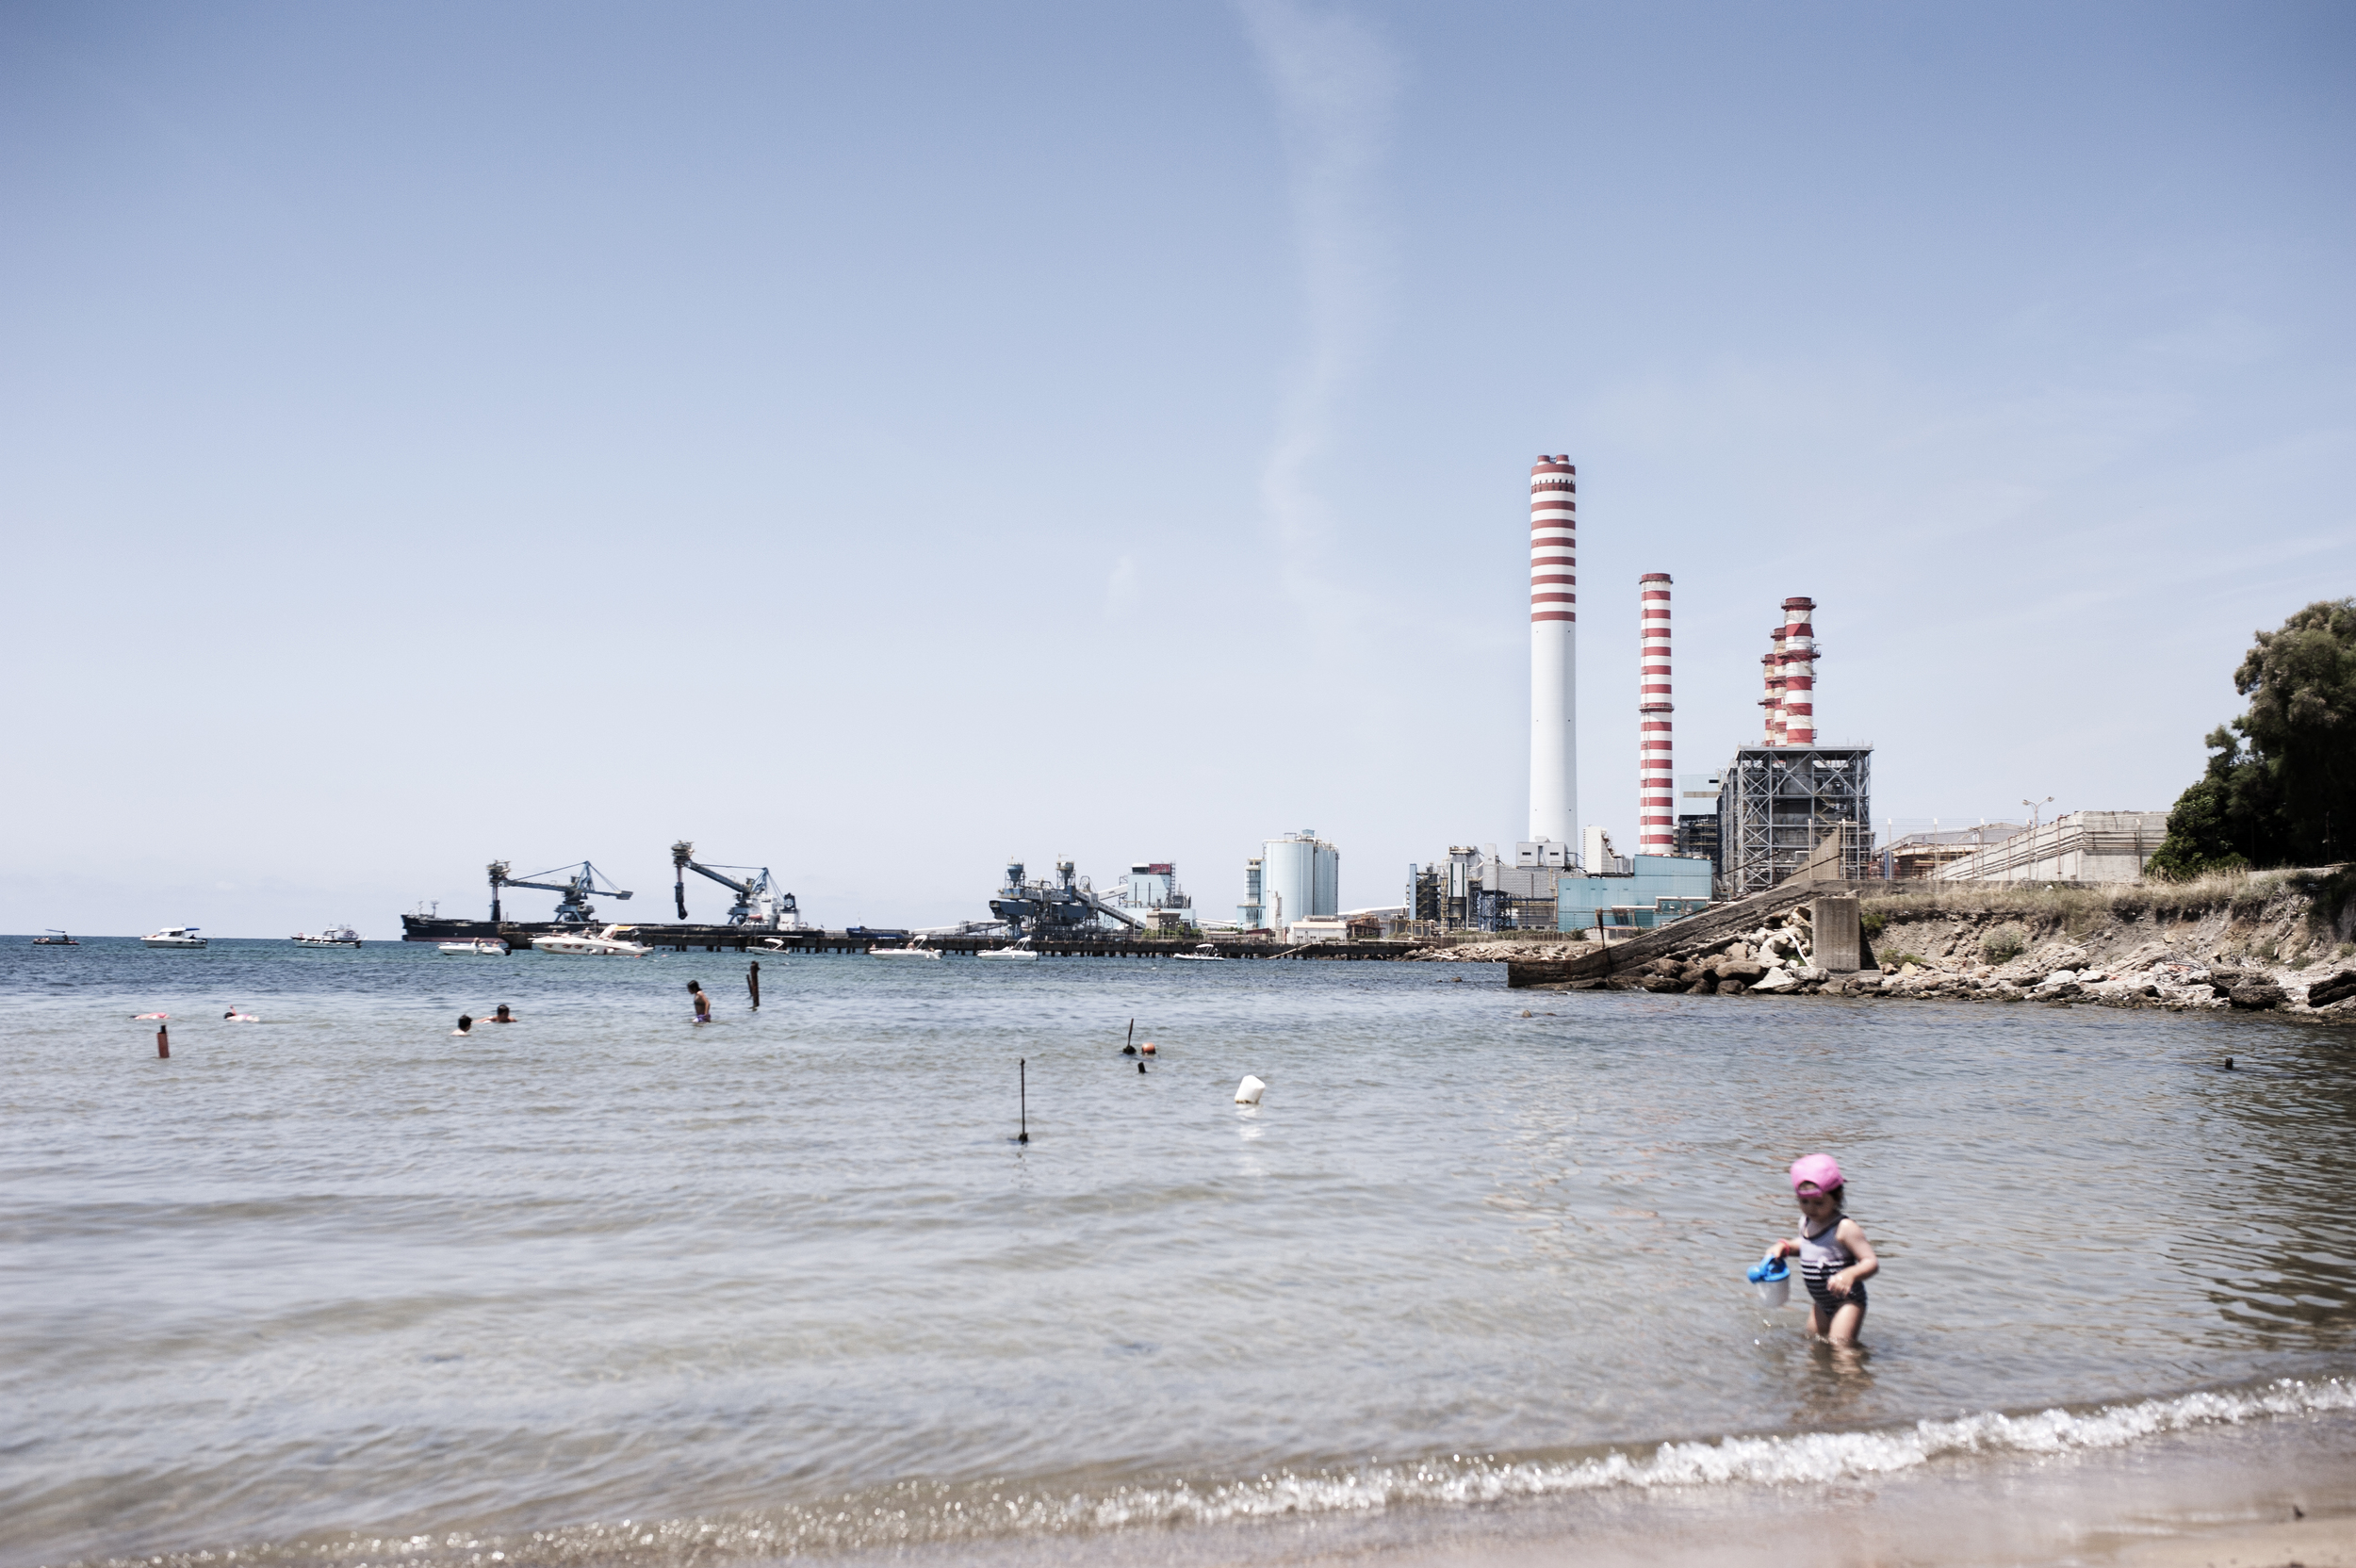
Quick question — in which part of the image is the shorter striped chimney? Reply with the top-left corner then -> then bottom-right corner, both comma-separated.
1760,627 -> 1787,745
1638,574 -> 1674,857
1779,596 -> 1816,745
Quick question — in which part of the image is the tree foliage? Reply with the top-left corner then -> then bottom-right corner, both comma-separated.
2149,599 -> 2356,877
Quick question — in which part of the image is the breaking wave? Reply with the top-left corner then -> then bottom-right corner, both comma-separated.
75,1377 -> 2356,1567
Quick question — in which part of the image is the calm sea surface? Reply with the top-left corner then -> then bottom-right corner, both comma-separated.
3,938 -> 2352,1566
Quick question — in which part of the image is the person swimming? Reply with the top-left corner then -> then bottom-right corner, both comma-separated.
490,1004 -> 516,1023
454,1013 -> 474,1036
687,981 -> 712,1022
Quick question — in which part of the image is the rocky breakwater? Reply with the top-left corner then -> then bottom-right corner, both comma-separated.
1404,938 -> 1591,964
1549,905 -> 1830,997
1512,867 -> 2356,1025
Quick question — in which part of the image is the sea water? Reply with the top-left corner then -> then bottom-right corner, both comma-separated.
2,938 -> 2350,1566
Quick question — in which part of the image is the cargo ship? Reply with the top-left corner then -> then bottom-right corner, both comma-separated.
402,851 -> 807,948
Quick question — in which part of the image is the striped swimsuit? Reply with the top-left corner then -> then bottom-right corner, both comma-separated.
1796,1211 -> 1867,1314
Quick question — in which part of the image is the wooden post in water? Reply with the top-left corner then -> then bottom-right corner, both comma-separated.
747,960 -> 761,1009
155,1023 -> 169,1059
1018,1058 -> 1029,1145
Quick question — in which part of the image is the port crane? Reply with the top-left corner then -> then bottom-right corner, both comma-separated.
990,858 -> 1144,938
488,860 -> 632,925
671,841 -> 799,929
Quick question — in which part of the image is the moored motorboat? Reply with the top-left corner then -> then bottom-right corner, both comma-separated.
439,938 -> 512,956
975,938 -> 1039,962
1174,942 -> 1226,962
32,929 -> 79,946
871,939 -> 941,960
141,926 -> 207,949
532,924 -> 653,957
292,924 -> 363,947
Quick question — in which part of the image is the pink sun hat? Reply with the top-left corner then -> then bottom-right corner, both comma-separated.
1790,1152 -> 1844,1193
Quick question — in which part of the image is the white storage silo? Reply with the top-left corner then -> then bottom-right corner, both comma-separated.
1262,830 -> 1339,933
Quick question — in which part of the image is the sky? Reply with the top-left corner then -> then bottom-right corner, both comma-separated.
3,1 -> 2352,936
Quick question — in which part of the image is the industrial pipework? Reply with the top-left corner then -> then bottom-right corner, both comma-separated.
1638,573 -> 1675,857
1528,456 -> 1579,850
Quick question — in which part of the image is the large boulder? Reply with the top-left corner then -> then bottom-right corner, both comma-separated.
1751,968 -> 1799,993
2229,982 -> 2285,1011
1643,975 -> 1687,992
1713,958 -> 1769,985
2303,969 -> 2356,1008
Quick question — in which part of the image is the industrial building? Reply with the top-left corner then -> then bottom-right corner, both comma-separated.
1558,855 -> 1715,933
1931,811 -> 2168,883
1115,862 -> 1195,926
1582,825 -> 1630,877
1715,745 -> 1876,895
1409,843 -> 1574,933
1879,824 -> 2024,880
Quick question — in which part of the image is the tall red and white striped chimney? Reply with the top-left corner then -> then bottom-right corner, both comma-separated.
1637,574 -> 1674,857
1760,629 -> 1787,745
1527,457 -> 1578,848
1779,596 -> 1816,745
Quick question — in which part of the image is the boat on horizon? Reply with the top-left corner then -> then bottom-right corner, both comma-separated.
31,929 -> 78,946
532,924 -> 653,957
292,924 -> 363,947
141,927 -> 206,949
438,938 -> 511,956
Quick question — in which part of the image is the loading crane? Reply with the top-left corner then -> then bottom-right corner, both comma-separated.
488,860 -> 633,925
989,858 -> 1144,938
671,841 -> 799,929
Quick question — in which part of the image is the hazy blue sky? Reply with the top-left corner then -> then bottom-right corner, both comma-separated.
5,2 -> 2352,935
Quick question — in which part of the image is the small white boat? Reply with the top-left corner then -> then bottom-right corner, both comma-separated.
871,939 -> 941,960
976,939 -> 1039,962
292,924 -> 363,947
142,926 -> 207,949
439,939 -> 511,956
532,924 -> 652,957
1173,942 -> 1227,961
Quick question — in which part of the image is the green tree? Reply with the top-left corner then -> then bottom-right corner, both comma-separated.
2149,599 -> 2356,876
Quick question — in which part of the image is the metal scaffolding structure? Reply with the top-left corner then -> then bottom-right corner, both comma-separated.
1717,745 -> 1875,896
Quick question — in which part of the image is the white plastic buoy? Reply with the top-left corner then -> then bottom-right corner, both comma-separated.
1235,1074 -> 1265,1105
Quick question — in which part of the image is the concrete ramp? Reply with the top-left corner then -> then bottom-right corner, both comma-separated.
1505,880 -> 1835,988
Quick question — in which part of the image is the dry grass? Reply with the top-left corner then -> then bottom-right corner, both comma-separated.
1857,869 -> 2303,927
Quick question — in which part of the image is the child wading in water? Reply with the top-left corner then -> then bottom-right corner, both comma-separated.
1763,1153 -> 1878,1347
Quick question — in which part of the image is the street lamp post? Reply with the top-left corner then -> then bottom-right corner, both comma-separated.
2020,796 -> 2053,881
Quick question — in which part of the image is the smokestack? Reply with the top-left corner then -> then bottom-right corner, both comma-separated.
1638,574 -> 1673,858
1528,456 -> 1578,850
1780,596 -> 1816,745
1761,632 -> 1786,745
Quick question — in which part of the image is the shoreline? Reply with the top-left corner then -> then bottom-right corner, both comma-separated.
803,1403 -> 2356,1568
